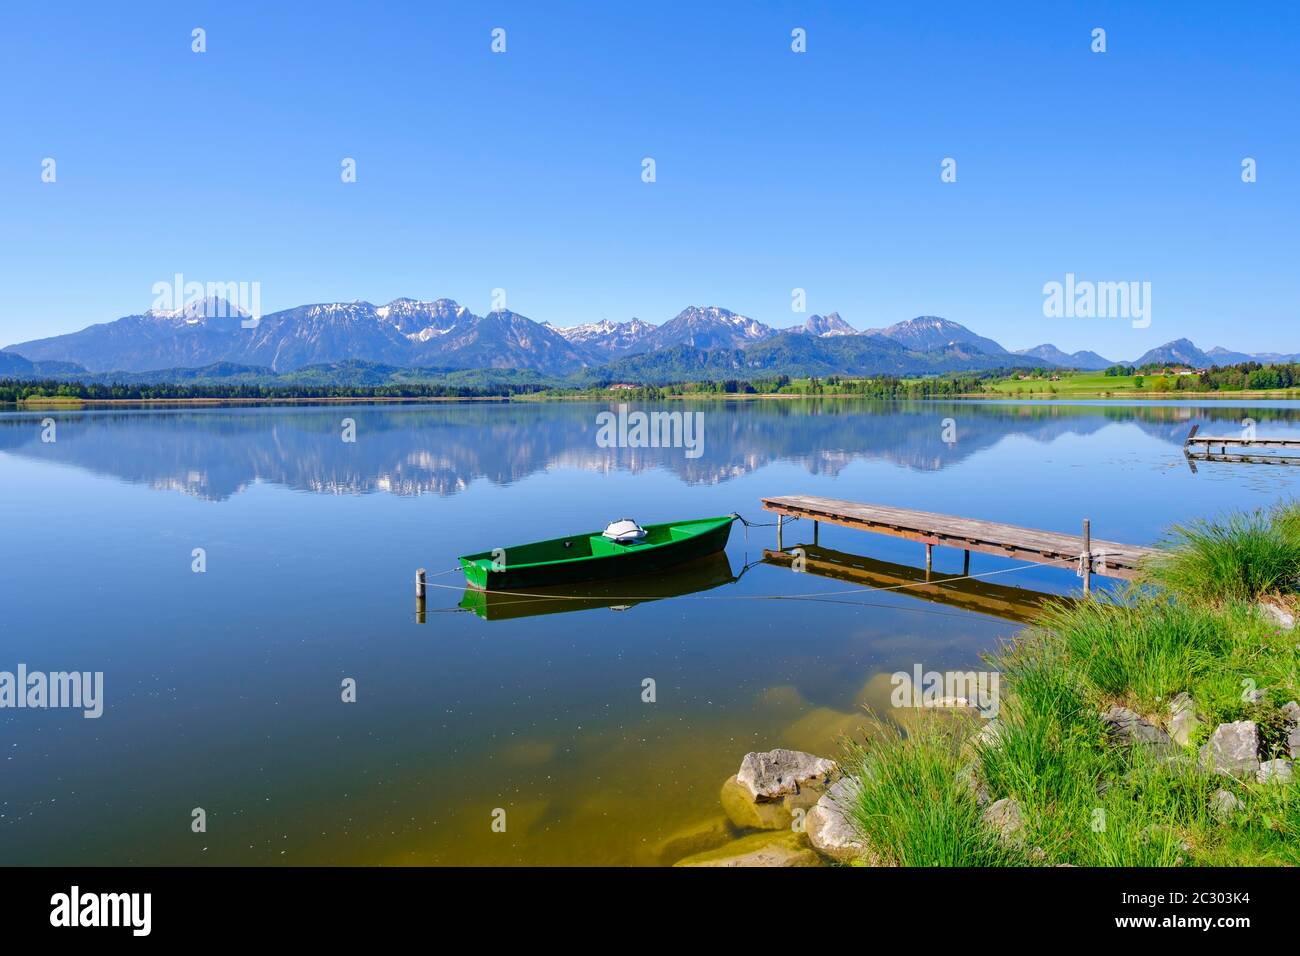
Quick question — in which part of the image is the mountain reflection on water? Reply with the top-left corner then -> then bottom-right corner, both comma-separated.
3,399 -> 1294,501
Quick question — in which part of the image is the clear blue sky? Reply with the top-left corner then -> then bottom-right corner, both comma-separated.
1,1 -> 1296,357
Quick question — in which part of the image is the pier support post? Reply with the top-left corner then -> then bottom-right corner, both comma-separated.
776,515 -> 783,552
963,549 -> 970,575
416,568 -> 427,624
925,543 -> 933,571
813,520 -> 819,546
1081,520 -> 1091,595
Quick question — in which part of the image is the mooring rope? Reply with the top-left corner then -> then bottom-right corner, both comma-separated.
422,557 -> 1051,604
728,510 -> 798,547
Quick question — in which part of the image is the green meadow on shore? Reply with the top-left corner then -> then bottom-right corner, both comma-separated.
984,369 -> 1300,400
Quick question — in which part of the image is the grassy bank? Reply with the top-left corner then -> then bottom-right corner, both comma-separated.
843,502 -> 1300,866
985,368 -> 1300,400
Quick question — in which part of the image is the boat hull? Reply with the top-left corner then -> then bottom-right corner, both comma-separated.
459,516 -> 734,590
459,551 -> 737,620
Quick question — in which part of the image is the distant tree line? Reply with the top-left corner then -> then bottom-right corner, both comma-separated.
0,379 -> 548,402
1196,362 -> 1300,391
7,362 -> 1292,404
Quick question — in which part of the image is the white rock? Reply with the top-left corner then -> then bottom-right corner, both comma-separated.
1199,721 -> 1261,778
1283,701 -> 1300,760
1169,693 -> 1201,747
981,797 -> 1026,845
1257,759 -> 1294,785
806,778 -> 872,864
1211,789 -> 1243,819
1258,598 -> 1296,630
735,748 -> 836,801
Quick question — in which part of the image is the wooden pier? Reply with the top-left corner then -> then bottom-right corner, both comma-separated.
1183,424 -> 1300,466
761,495 -> 1155,589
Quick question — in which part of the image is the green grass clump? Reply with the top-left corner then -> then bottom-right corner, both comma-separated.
1034,595 -> 1235,710
979,637 -> 1211,866
1142,506 -> 1300,602
843,718 -> 1027,867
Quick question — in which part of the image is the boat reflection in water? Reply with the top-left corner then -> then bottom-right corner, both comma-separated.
459,551 -> 738,621
763,544 -> 1072,624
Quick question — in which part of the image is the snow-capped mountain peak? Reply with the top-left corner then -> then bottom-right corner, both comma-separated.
791,312 -> 857,337
145,296 -> 249,323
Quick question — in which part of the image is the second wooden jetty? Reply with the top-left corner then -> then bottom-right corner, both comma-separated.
760,495 -> 1155,590
1183,423 -> 1300,466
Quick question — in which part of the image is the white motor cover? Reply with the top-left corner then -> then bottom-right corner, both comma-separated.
602,518 -> 647,542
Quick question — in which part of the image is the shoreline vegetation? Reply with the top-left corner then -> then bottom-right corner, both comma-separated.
4,360 -> 1299,407
840,503 -> 1300,867
669,502 -> 1300,867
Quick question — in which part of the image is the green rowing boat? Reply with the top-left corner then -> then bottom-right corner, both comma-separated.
459,551 -> 737,620
459,515 -> 735,590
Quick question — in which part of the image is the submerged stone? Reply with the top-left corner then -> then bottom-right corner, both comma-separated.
673,830 -> 822,867
640,815 -> 735,866
719,775 -> 793,830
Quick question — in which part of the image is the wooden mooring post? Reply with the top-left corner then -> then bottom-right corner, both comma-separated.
1081,520 -> 1091,595
416,568 -> 427,624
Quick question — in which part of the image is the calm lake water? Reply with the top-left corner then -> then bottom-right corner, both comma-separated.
3,399 -> 1299,865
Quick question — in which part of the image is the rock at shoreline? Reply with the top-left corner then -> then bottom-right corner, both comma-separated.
1169,693 -> 1201,747
973,719 -> 1002,748
1103,705 -> 1177,754
1257,759 -> 1294,785
1283,701 -> 1300,760
674,830 -> 822,867
1258,598 -> 1296,631
981,797 -> 1026,846
1199,721 -> 1261,778
1211,789 -> 1243,820
736,748 -> 836,802
719,775 -> 795,830
959,719 -> 1002,762
806,778 -> 873,864
955,760 -> 991,807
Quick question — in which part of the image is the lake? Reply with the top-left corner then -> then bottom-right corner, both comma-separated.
2,398 -> 1299,865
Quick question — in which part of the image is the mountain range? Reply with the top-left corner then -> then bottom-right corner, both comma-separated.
3,299 -> 1295,384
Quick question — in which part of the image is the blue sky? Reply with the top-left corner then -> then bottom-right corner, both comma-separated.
1,1 -> 1296,358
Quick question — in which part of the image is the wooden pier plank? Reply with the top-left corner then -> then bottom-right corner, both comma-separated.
760,495 -> 1155,580
1185,436 -> 1300,448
